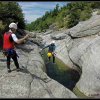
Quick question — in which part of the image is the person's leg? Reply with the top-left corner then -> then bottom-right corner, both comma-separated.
48,57 -> 51,61
7,56 -> 11,72
52,54 -> 55,63
12,55 -> 20,71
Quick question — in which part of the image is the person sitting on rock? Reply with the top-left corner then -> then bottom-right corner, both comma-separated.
3,22 -> 29,73
41,41 -> 56,63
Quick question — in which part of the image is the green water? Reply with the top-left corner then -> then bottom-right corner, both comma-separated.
73,87 -> 89,98
41,49 -> 80,91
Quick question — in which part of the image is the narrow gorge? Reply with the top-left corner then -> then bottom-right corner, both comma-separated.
1,11 -> 100,98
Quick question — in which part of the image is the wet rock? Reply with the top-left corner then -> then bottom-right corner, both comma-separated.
0,42 -> 77,98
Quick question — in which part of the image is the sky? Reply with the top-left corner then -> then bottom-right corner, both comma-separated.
18,2 -> 68,24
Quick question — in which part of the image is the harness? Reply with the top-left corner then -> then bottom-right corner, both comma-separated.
3,49 -> 19,58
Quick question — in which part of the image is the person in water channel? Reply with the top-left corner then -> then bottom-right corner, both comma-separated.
41,41 -> 56,63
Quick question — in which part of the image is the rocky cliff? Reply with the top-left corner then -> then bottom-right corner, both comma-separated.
41,13 -> 100,98
0,34 -> 76,98
1,11 -> 100,99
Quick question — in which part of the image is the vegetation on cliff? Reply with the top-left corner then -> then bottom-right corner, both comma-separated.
26,2 -> 100,32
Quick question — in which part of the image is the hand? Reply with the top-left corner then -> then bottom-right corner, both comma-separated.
25,34 -> 29,39
39,48 -> 42,54
40,48 -> 42,52
52,52 -> 56,55
23,40 -> 26,43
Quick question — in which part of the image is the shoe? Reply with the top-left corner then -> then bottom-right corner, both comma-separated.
8,69 -> 11,73
53,62 -> 56,64
16,68 -> 20,72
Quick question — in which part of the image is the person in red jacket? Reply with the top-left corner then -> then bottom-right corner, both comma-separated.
3,22 -> 29,73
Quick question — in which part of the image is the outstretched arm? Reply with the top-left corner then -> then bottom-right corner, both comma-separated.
42,45 -> 49,50
11,34 -> 29,44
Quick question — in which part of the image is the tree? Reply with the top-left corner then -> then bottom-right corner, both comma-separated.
26,2 -> 100,31
0,1 -> 25,49
0,1 -> 25,29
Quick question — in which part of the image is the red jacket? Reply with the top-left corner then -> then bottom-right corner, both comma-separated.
3,32 -> 14,50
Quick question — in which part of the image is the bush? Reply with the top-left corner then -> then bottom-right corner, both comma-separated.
80,9 -> 92,21
97,9 -> 100,15
0,21 -> 5,32
0,21 -> 5,49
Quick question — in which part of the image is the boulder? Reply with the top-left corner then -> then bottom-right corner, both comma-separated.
51,32 -> 66,40
68,15 -> 100,38
69,36 -> 100,98
67,14 -> 100,98
0,41 -> 77,98
41,14 -> 100,98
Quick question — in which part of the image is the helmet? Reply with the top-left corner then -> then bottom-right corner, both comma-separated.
9,22 -> 17,29
51,41 -> 55,44
47,52 -> 52,57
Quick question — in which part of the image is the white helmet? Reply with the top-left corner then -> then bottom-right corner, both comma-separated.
9,22 -> 17,29
51,40 -> 55,44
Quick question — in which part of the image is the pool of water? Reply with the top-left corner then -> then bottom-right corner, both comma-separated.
41,49 -> 80,91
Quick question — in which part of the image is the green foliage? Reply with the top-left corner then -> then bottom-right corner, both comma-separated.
0,21 -> 5,32
0,21 -> 5,49
26,2 -> 100,32
80,9 -> 92,21
0,2 -> 25,49
0,1 -> 25,30
26,4 -> 61,32
89,2 -> 100,9
97,9 -> 100,15
55,6 -> 68,28
67,11 -> 80,28
73,87 -> 88,98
